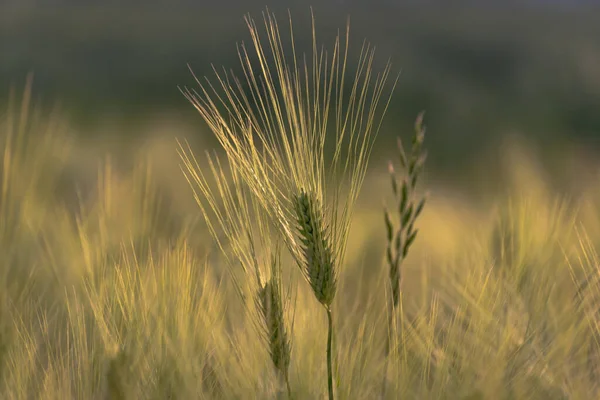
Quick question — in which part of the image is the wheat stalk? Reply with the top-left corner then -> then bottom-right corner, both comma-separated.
381,113 -> 428,398
292,188 -> 338,398
178,148 -> 294,397
180,8 -> 396,399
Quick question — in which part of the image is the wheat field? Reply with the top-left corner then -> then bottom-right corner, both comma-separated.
2,10 -> 600,400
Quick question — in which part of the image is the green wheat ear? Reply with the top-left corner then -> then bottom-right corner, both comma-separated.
256,253 -> 292,395
293,189 -> 337,308
292,188 -> 337,400
258,279 -> 290,375
178,148 -> 295,398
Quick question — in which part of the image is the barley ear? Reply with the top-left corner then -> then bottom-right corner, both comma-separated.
178,144 -> 296,397
256,250 -> 292,397
293,189 -> 337,308
292,188 -> 338,399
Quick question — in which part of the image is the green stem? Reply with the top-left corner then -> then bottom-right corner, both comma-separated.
381,302 -> 394,399
326,307 -> 335,400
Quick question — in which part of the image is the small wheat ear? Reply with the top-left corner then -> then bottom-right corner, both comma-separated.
256,249 -> 293,397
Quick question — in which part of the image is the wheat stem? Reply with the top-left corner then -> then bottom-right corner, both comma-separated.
326,306 -> 335,400
293,189 -> 338,399
380,306 -> 393,399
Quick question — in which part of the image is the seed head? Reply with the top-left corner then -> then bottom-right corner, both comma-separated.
293,189 -> 337,307
257,276 -> 291,376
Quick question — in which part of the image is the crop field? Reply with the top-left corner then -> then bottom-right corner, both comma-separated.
2,3 -> 600,399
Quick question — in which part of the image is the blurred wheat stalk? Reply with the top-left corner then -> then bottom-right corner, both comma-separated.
381,113 -> 428,398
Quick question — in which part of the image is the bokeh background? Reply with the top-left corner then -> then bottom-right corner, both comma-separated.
2,0 -> 599,196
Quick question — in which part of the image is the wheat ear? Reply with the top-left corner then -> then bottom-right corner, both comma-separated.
293,190 -> 337,307
292,189 -> 338,399
256,249 -> 292,397
178,147 -> 295,397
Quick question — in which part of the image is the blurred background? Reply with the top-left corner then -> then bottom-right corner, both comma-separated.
1,0 -> 600,198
